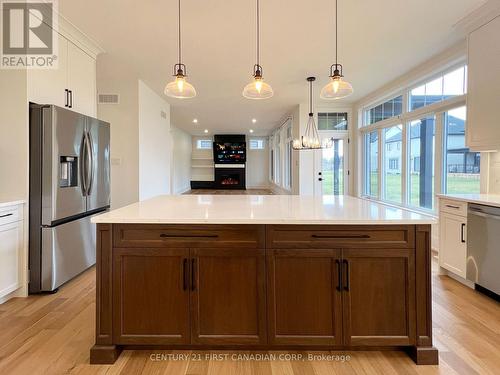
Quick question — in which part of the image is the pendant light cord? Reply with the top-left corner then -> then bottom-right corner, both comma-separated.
335,0 -> 338,65
256,0 -> 260,66
178,0 -> 182,65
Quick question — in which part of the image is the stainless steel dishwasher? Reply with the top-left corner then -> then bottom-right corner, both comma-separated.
467,204 -> 500,298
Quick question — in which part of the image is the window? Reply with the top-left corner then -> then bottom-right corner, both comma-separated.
196,139 -> 212,149
409,65 -> 467,111
409,116 -> 435,210
364,95 -> 403,125
318,112 -> 348,131
364,131 -> 378,197
443,107 -> 480,194
383,125 -> 403,203
249,139 -> 265,150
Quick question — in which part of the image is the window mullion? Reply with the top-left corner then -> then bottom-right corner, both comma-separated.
434,111 -> 444,198
401,123 -> 408,206
378,128 -> 383,200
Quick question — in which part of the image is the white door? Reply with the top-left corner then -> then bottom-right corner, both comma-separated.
27,34 -> 68,107
67,42 -> 97,116
315,135 -> 349,196
439,212 -> 467,278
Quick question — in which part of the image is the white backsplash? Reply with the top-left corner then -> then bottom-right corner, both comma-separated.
488,152 -> 500,194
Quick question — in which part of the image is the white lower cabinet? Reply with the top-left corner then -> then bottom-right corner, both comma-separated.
0,204 -> 24,303
439,210 -> 467,279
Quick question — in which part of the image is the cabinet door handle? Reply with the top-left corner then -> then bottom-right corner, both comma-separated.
191,258 -> 196,291
64,89 -> 69,107
335,259 -> 342,292
182,258 -> 188,291
69,90 -> 73,108
461,223 -> 466,243
312,234 -> 370,239
445,204 -> 460,209
343,259 -> 350,291
0,213 -> 13,218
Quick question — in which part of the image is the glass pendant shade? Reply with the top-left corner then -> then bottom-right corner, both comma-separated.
320,75 -> 353,100
165,74 -> 196,99
242,76 -> 273,99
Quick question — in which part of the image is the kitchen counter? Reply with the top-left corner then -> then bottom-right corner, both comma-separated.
90,194 -> 437,366
92,194 -> 436,225
0,199 -> 25,208
437,193 -> 500,208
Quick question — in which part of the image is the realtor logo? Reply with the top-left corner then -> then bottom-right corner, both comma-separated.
1,0 -> 58,69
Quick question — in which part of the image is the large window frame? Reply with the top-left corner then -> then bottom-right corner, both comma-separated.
359,61 -> 476,213
269,117 -> 293,191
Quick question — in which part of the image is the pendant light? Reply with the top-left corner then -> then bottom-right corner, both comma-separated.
242,0 -> 273,99
165,0 -> 196,99
293,77 -> 331,150
320,0 -> 353,100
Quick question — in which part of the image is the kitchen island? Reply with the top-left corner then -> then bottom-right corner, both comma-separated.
89,195 -> 438,365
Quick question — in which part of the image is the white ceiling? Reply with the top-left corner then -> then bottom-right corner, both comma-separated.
59,0 -> 485,136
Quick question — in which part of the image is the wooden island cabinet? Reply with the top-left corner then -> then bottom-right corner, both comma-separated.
91,222 -> 437,365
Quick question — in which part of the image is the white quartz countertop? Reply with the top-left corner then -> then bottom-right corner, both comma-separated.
437,193 -> 500,208
91,195 -> 436,225
0,198 -> 25,208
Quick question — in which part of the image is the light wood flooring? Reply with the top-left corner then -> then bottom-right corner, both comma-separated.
0,261 -> 499,375
184,189 -> 274,195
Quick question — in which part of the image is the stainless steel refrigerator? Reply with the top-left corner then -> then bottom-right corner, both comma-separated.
29,104 -> 110,293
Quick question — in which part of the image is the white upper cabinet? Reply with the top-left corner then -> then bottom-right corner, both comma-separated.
67,42 -> 97,116
27,14 -> 101,118
466,15 -> 500,151
28,34 -> 68,109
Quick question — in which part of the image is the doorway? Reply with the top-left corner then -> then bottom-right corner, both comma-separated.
314,134 -> 349,196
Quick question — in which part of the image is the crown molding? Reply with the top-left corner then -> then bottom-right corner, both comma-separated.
28,0 -> 105,59
454,0 -> 500,35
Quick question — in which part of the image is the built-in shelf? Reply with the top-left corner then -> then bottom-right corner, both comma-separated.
191,157 -> 213,160
192,165 -> 214,169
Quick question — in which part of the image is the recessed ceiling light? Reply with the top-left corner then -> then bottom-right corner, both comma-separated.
252,118 -> 257,123
193,118 -> 198,123
249,129 -> 254,133
204,129 -> 208,133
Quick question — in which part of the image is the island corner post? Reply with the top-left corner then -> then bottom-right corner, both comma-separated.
90,222 -> 438,365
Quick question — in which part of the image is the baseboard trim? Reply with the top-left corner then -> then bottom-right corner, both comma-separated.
174,186 -> 191,195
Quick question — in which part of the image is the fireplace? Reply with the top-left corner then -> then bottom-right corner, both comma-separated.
214,166 -> 246,189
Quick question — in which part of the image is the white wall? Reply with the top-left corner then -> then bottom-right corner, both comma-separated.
246,137 -> 269,189
0,70 -> 28,202
97,55 -> 139,209
138,80 -> 171,200
171,126 -> 192,194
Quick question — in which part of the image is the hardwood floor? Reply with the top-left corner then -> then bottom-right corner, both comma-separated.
0,261 -> 499,375
184,189 -> 274,195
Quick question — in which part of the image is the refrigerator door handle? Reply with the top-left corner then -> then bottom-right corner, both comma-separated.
85,131 -> 94,195
80,133 -> 88,196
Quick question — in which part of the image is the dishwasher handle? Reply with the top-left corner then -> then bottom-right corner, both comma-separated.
468,209 -> 500,221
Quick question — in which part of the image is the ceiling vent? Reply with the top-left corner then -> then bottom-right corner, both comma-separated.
98,93 -> 120,104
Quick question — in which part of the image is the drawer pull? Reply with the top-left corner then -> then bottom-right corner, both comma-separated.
445,204 -> 460,209
0,213 -> 13,218
159,233 -> 219,239
311,234 -> 371,239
